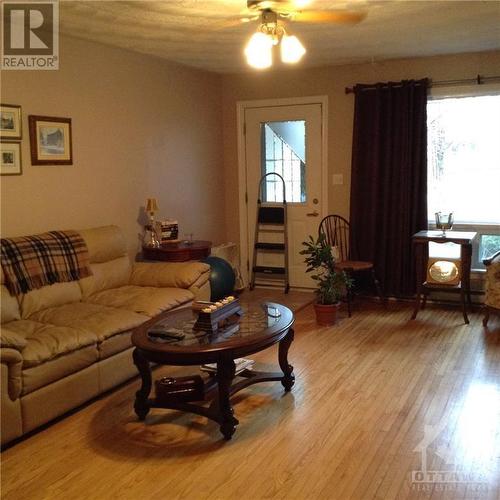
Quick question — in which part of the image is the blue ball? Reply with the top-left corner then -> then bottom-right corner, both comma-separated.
203,256 -> 236,301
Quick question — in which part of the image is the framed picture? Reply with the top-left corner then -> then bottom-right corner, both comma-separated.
1,142 -> 22,175
0,104 -> 22,140
29,115 -> 73,165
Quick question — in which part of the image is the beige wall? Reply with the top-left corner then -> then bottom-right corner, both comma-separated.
1,35 -> 225,256
3,41 -> 499,256
221,50 -> 500,245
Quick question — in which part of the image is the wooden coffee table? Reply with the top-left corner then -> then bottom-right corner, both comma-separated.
131,302 -> 295,440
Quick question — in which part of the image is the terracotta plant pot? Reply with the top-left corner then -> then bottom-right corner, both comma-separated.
313,302 -> 341,326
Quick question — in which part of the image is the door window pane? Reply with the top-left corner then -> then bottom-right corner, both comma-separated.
261,121 -> 306,203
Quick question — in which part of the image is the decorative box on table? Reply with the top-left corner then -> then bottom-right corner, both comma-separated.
193,296 -> 243,333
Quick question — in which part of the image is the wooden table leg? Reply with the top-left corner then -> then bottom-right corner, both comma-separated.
279,328 -> 295,391
459,242 -> 473,324
462,243 -> 474,307
133,348 -> 152,421
460,287 -> 470,324
216,357 -> 239,440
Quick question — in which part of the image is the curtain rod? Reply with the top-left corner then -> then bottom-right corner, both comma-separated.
344,74 -> 500,94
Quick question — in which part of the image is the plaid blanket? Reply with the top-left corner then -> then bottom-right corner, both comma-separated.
1,230 -> 92,296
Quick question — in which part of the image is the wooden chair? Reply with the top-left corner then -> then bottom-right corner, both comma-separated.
483,250 -> 500,327
318,215 -> 384,316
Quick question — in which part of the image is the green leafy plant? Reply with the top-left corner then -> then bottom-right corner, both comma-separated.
300,234 -> 353,305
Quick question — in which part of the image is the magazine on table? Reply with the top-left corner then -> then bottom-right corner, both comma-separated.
200,358 -> 254,375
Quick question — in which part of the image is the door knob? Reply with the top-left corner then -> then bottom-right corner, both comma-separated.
306,211 -> 319,217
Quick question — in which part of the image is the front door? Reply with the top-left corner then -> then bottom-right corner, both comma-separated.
244,102 -> 325,288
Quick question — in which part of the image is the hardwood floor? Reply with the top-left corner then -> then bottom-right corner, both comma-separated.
2,301 -> 499,499
238,287 -> 314,312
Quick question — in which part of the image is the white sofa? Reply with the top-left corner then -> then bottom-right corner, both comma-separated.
0,225 -> 210,445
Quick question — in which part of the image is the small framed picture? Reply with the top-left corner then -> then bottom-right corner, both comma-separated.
1,104 -> 22,140
1,142 -> 22,175
29,115 -> 73,165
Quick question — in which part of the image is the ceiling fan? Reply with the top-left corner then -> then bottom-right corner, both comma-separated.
240,1 -> 366,68
244,0 -> 367,25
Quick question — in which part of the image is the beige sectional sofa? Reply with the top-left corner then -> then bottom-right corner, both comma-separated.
0,225 -> 210,446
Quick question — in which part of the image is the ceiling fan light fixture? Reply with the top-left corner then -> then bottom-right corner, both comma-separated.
280,34 -> 306,63
244,32 -> 273,69
294,0 -> 312,8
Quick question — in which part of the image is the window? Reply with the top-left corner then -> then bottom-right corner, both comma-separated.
261,121 -> 306,203
427,92 -> 500,269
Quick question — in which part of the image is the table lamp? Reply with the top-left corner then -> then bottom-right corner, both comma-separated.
144,197 -> 160,248
146,198 -> 158,225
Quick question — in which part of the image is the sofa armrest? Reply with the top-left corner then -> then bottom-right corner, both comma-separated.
1,348 -> 23,400
189,276 -> 211,301
1,327 -> 27,351
130,262 -> 210,289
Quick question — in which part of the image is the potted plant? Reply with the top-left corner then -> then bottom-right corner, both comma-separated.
300,234 -> 353,325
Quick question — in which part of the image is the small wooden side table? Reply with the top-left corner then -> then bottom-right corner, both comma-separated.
411,230 -> 477,324
142,240 -> 212,262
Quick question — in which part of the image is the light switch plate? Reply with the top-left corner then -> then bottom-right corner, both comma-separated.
332,174 -> 344,185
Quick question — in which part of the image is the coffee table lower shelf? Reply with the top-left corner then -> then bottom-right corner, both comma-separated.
133,349 -> 295,440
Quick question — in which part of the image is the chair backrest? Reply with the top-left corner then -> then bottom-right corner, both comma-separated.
318,215 -> 350,262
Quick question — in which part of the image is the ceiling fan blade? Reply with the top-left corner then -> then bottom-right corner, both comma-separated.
291,10 -> 366,24
247,0 -> 313,11
204,14 -> 260,31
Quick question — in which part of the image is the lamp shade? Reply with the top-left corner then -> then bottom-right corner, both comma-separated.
145,198 -> 158,214
280,34 -> 306,64
244,32 -> 273,69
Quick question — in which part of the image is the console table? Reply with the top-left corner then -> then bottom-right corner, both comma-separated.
411,230 -> 477,324
142,240 -> 211,262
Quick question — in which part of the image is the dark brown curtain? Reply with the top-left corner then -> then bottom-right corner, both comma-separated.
349,79 -> 429,297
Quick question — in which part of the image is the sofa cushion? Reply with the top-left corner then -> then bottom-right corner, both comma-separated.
22,345 -> 99,395
20,281 -> 82,319
4,319 -> 97,368
1,285 -> 20,323
79,225 -> 127,263
86,285 -> 193,317
130,262 -> 210,289
98,330 -> 132,359
27,302 -> 148,342
79,256 -> 131,298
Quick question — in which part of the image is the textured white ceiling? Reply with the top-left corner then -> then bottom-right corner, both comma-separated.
60,0 -> 500,73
